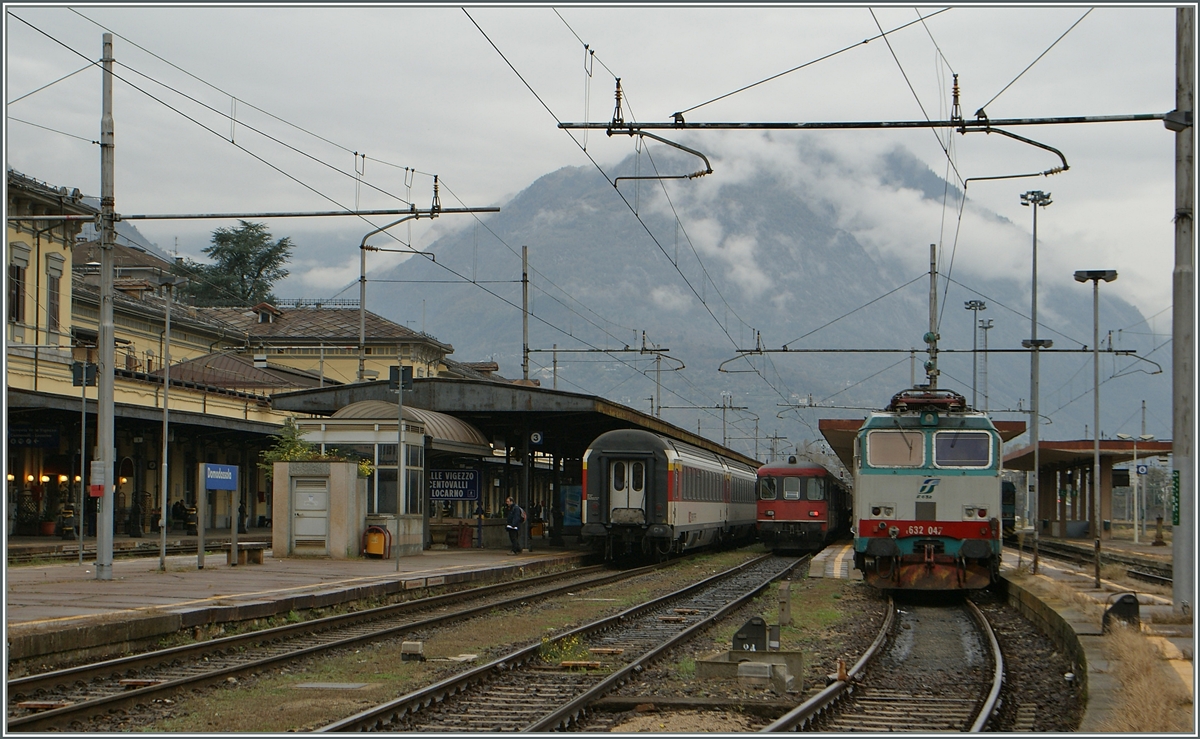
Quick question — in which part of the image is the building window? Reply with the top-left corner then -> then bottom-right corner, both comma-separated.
8,262 -> 25,323
46,273 -> 61,332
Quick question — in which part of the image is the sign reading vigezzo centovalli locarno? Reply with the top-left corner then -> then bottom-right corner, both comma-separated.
429,469 -> 480,500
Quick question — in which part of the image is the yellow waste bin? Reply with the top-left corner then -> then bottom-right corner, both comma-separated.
365,527 -> 387,557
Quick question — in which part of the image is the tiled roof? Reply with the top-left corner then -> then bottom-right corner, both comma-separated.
71,277 -> 247,339
150,352 -> 329,391
73,240 -> 174,272
7,168 -> 96,214
199,305 -> 452,351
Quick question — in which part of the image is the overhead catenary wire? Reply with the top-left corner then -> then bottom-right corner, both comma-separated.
464,10 -> 758,413
672,8 -> 951,118
12,13 -> 748,439
7,62 -> 94,105
974,9 -> 1093,117
535,11 -> 795,412
7,116 -> 98,144
66,6 -> 432,181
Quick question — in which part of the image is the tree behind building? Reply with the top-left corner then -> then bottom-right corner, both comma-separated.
175,220 -> 292,306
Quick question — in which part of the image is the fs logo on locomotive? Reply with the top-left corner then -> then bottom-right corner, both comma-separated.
918,478 -> 940,495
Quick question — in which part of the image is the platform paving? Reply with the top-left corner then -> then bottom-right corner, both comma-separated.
1000,541 -> 1194,731
5,536 -> 587,665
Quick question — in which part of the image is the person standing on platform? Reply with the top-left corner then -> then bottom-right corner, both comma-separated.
504,496 -> 525,554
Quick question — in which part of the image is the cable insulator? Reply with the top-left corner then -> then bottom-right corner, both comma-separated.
611,78 -> 624,128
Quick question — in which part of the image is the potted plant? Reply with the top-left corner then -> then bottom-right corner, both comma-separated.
39,485 -> 61,536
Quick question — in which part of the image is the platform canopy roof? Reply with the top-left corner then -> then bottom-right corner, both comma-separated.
1003,439 -> 1174,472
818,418 -> 1028,471
272,378 -> 759,467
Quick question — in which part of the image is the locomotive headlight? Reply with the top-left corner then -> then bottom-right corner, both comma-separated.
884,507 -> 894,517
871,506 -> 881,516
963,506 -> 976,519
765,510 -> 775,517
809,510 -> 819,517
977,508 -> 987,518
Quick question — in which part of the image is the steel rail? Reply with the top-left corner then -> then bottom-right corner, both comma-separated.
965,598 -> 1004,732
9,562 -> 662,731
763,597 -> 1003,733
761,596 -> 895,732
1007,538 -> 1172,580
525,554 -> 805,731
319,553 -> 800,732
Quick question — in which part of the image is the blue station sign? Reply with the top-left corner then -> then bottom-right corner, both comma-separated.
203,463 -> 239,491
428,469 -> 480,501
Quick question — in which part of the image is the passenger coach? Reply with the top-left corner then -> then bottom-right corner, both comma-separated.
581,429 -> 757,561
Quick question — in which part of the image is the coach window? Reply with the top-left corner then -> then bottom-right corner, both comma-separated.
758,477 -> 777,500
806,478 -> 824,501
631,462 -> 645,493
866,430 -> 924,467
611,462 -> 626,492
934,431 -> 991,468
782,476 -> 801,500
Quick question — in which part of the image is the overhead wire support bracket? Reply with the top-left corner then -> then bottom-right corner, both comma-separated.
958,123 -> 1070,181
603,79 -> 713,185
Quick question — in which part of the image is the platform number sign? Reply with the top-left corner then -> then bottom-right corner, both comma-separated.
1136,464 -> 1149,476
1171,470 -> 1180,526
530,431 -> 543,446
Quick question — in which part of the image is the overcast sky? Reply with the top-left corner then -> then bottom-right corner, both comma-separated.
6,4 -> 1181,336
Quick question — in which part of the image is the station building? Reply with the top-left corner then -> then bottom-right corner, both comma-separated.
5,169 -> 497,544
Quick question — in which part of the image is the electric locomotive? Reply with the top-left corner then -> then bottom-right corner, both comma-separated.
852,388 -> 1002,590
581,429 -> 758,561
756,455 -> 851,553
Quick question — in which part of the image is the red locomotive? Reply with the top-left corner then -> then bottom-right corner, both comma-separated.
756,455 -> 852,553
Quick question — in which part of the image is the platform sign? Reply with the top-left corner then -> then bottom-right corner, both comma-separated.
1136,464 -> 1149,476
89,460 -> 106,497
203,463 -> 239,491
428,470 -> 479,500
562,485 -> 582,527
8,426 -> 59,447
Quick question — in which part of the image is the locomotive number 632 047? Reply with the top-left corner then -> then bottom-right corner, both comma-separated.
905,525 -> 942,536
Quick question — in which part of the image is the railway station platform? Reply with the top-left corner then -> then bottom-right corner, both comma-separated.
1000,541 -> 1192,732
5,535 -> 588,667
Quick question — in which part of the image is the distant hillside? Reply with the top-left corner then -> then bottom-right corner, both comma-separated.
366,137 -> 1169,458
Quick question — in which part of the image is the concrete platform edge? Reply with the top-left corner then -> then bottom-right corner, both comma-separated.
998,572 -> 1112,732
7,552 -> 588,666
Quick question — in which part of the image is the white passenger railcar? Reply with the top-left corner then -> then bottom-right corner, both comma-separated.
581,429 -> 758,561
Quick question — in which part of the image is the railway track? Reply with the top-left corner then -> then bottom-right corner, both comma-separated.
764,596 -> 1002,733
1006,536 -> 1173,583
6,559 -> 666,732
319,553 -> 805,732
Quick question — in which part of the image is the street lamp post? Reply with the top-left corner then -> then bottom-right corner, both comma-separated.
157,274 -> 185,572
964,300 -> 986,408
1075,269 -> 1117,588
979,319 -> 994,413
1021,190 -> 1053,574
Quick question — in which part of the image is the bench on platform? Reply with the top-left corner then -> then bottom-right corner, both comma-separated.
221,542 -> 268,565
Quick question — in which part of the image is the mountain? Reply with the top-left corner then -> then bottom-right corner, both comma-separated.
364,136 -> 1170,459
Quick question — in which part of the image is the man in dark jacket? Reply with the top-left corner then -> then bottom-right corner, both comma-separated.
504,496 -> 525,554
